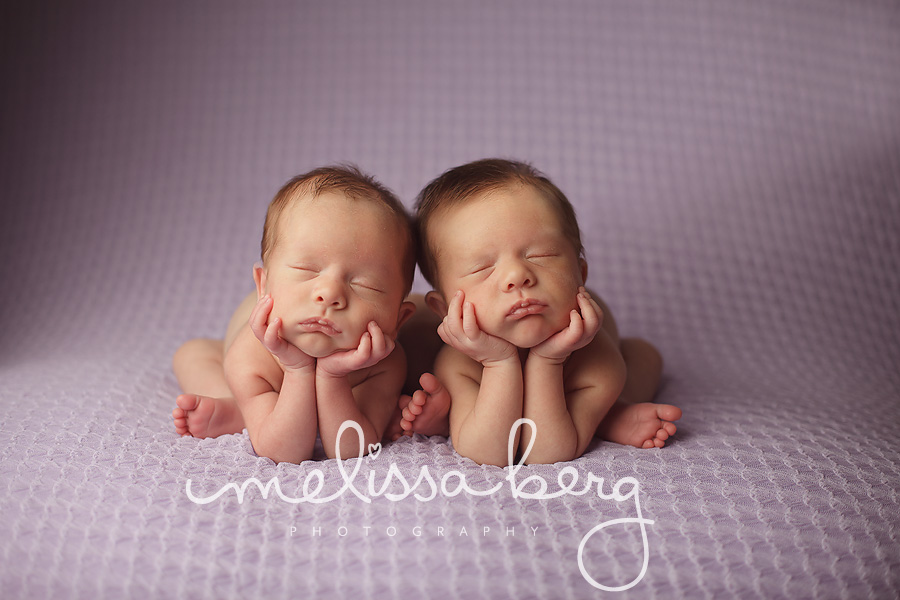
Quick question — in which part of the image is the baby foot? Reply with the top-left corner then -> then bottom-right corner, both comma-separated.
597,402 -> 682,449
172,394 -> 245,439
396,373 -> 451,439
384,408 -> 406,442
173,394 -> 216,437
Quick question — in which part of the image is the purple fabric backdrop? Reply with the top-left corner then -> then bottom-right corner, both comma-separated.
1,1 -> 898,598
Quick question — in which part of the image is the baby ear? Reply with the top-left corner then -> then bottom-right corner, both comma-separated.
579,258 -> 588,285
396,300 -> 417,330
253,263 -> 267,298
425,291 -> 449,318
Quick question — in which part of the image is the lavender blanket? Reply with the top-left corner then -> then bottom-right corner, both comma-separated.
1,1 -> 898,598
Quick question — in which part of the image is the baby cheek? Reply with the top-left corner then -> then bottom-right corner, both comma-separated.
360,304 -> 396,335
553,276 -> 582,315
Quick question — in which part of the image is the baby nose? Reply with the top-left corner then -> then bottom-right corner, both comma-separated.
504,264 -> 534,291
315,280 -> 346,307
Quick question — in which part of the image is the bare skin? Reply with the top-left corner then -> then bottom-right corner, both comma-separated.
171,192 -> 679,457
394,288 -> 680,451
174,292 -> 449,443
172,292 -> 256,439
597,402 -> 680,449
174,290 -> 680,451
391,294 -> 451,440
172,190 -> 417,463
397,372 -> 451,439
404,184 -> 681,465
173,292 -> 410,460
173,184 -> 681,460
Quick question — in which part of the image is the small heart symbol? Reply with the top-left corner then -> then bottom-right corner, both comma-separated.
367,442 -> 382,460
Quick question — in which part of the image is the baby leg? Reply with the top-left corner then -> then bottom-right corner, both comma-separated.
171,338 -> 244,438
173,338 -> 232,397
619,338 -> 662,404
384,373 -> 452,441
596,402 -> 681,448
401,373 -> 451,437
397,294 -> 445,395
384,294 -> 450,441
596,338 -> 681,448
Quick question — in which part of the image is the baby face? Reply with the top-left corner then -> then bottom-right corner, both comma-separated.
429,184 -> 586,348
258,192 -> 410,358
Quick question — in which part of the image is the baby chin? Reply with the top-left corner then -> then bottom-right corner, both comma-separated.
287,331 -> 358,358
500,316 -> 561,349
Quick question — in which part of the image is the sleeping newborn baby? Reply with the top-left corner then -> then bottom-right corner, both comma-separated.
172,166 -> 416,463
399,159 -> 682,466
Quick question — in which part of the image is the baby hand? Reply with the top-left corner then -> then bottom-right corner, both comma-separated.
530,287 -> 603,364
317,321 -> 395,378
438,291 -> 517,366
250,295 -> 315,372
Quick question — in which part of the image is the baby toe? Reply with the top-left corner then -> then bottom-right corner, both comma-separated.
175,394 -> 199,411
420,372 -> 444,394
659,405 -> 683,422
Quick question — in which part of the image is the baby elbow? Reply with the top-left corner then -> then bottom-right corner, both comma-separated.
454,441 -> 508,468
250,439 -> 279,463
251,438 -> 309,465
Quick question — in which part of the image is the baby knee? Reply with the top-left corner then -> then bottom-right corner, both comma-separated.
622,338 -> 663,375
172,338 -> 220,372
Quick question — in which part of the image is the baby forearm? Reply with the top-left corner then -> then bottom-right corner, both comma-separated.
249,369 -> 318,463
315,372 -> 380,459
453,357 -> 523,466
522,356 -> 578,463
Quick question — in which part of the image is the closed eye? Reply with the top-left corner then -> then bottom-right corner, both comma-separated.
527,253 -> 558,261
290,265 -> 319,279
468,265 -> 494,276
351,280 -> 384,293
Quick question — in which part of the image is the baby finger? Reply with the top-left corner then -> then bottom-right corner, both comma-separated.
357,331 -> 373,360
578,293 -> 602,334
264,317 -> 284,353
462,301 -> 479,339
249,295 -> 271,338
566,309 -> 585,343
367,321 -> 386,355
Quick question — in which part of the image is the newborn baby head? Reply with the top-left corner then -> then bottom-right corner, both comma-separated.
416,159 -> 587,349
255,166 -> 416,357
